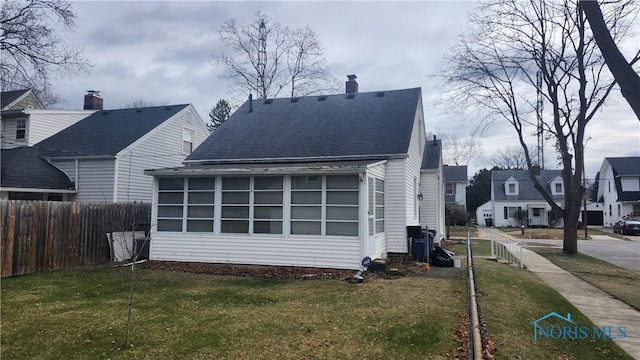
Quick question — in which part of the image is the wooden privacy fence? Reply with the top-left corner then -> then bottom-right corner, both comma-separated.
1,200 -> 151,277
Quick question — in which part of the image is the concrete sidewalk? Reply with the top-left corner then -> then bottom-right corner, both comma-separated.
474,227 -> 640,359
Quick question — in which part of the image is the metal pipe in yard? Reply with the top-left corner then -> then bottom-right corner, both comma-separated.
467,229 -> 484,360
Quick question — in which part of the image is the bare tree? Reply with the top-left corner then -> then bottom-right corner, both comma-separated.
580,0 -> 640,120
0,0 -> 91,107
439,0 -> 639,254
212,12 -> 337,99
488,146 -> 528,170
122,98 -> 170,109
441,133 -> 484,166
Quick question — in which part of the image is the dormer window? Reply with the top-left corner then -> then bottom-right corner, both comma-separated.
550,176 -> 564,195
505,177 -> 519,195
555,183 -> 563,194
16,118 -> 26,139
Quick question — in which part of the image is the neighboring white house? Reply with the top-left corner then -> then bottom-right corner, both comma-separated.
597,157 -> 640,227
420,136 -> 445,241
1,89 -> 96,150
30,103 -> 209,203
145,77 -> 429,270
476,201 -> 493,226
443,165 -> 468,210
491,168 -> 565,227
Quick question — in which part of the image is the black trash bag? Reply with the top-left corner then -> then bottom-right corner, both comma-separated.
430,245 -> 454,267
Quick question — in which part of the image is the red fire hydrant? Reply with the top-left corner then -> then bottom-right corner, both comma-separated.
521,225 -> 525,235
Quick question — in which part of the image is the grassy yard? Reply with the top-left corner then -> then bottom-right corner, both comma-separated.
449,240 -> 634,359
1,265 -> 466,360
497,227 -> 626,240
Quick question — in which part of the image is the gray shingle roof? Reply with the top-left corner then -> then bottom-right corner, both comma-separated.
443,165 -> 467,182
1,89 -> 30,110
186,88 -> 422,164
35,104 -> 188,157
492,169 -> 564,202
1,147 -> 75,190
606,157 -> 640,202
421,138 -> 441,170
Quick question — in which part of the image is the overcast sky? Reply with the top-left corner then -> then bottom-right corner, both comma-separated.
51,0 -> 640,180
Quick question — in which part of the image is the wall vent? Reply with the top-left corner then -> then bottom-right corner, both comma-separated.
264,99 -> 273,104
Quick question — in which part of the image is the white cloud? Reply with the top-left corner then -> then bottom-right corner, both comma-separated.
50,0 -> 639,180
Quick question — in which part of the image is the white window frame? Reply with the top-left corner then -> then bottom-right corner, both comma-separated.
156,175 -> 358,237
505,181 -> 518,195
16,118 -> 26,140
445,182 -> 455,195
182,127 -> 195,155
552,181 -> 564,195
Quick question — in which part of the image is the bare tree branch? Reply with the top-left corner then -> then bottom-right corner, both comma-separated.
438,0 -> 639,254
1,0 -> 91,106
212,12 -> 338,99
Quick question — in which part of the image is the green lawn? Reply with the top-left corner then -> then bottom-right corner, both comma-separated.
1,265 -> 466,360
449,240 -> 633,359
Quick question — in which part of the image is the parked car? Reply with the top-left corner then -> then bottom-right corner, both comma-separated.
612,220 -> 640,235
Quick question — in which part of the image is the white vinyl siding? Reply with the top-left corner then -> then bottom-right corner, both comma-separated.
150,232 -> 361,270
385,159 -> 407,252
387,103 -> 425,253
27,110 -> 95,145
1,118 -> 28,148
116,106 -> 208,203
150,174 -> 362,270
49,158 -> 115,202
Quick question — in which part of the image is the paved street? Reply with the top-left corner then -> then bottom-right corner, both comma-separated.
515,239 -> 640,272
477,227 -> 640,273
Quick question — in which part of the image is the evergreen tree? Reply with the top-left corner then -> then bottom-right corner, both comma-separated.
208,99 -> 231,132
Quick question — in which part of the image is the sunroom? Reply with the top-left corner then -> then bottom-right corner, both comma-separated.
144,161 -> 387,270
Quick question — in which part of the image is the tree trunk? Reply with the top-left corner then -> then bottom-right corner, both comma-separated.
580,0 -> 640,120
562,192 -> 583,255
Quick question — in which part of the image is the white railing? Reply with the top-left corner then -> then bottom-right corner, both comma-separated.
490,229 -> 525,269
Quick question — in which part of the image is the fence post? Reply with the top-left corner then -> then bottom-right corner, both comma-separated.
490,229 -> 495,259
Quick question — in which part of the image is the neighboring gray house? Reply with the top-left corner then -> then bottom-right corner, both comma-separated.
1,89 -> 95,149
598,157 -> 640,227
145,78 -> 428,270
419,136 -> 445,241
443,165 -> 467,210
491,167 -> 565,227
0,146 -> 76,201
34,103 -> 209,203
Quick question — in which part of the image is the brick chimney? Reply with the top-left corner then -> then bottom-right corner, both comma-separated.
345,75 -> 358,94
531,164 -> 541,175
84,90 -> 103,110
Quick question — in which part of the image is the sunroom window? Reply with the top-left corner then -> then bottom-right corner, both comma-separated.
186,178 -> 215,232
157,178 -> 184,231
221,177 -> 250,233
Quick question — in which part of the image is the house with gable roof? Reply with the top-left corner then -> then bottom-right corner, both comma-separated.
145,76 -> 429,270
1,89 -> 95,150
491,167 -> 565,227
443,165 -> 468,211
31,100 -> 209,203
597,157 -> 640,226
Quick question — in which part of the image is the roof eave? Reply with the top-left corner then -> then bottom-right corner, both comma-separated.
183,154 -> 407,165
